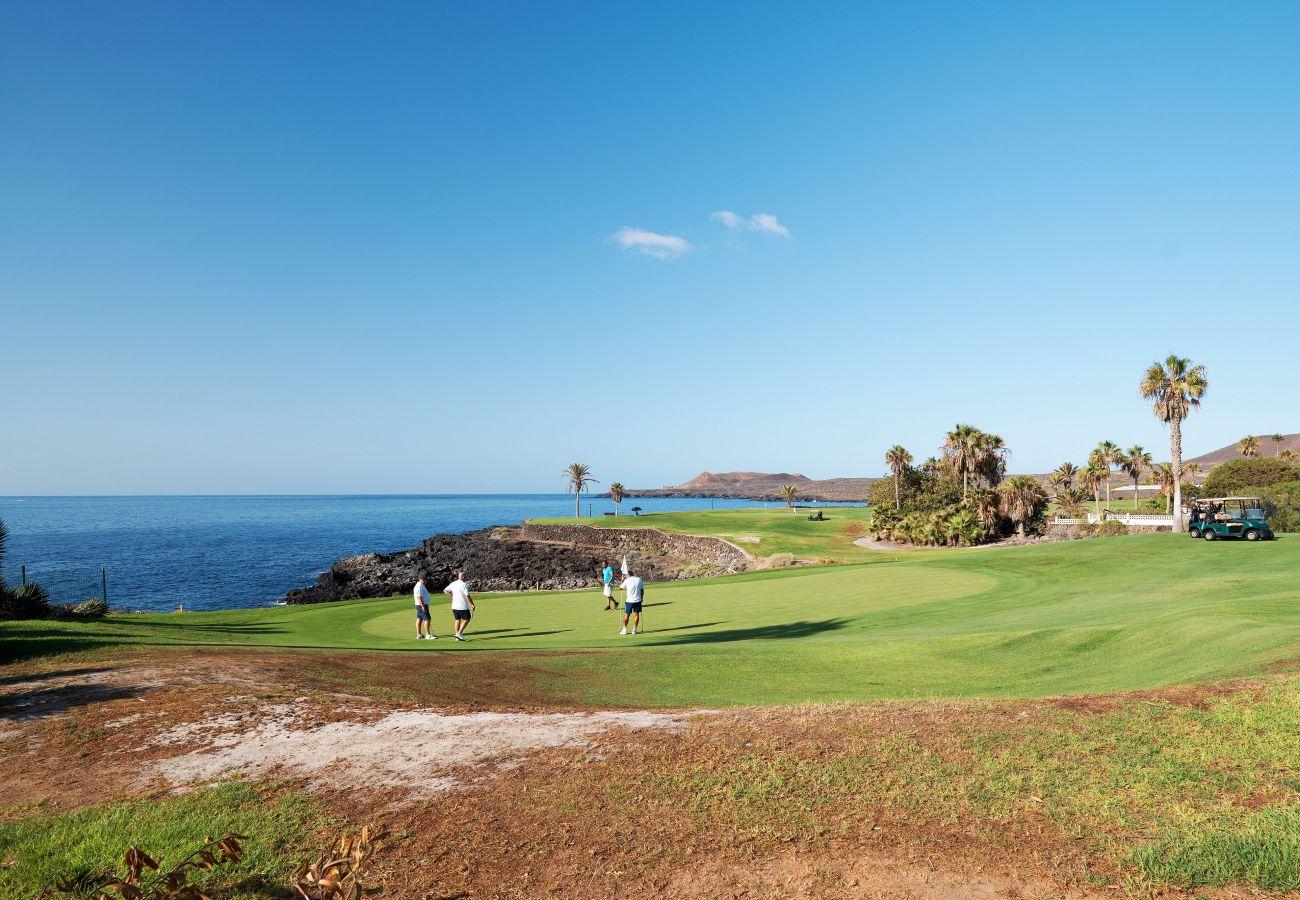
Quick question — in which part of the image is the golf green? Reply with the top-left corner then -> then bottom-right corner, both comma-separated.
5,533 -> 1299,706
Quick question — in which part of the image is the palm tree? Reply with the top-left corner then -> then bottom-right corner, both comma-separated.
1183,462 -> 1203,483
564,463 -> 598,518
1150,462 -> 1176,513
1080,465 -> 1107,519
1271,433 -> 1286,456
1140,355 -> 1208,532
998,475 -> 1047,539
1089,441 -> 1122,509
975,433 -> 1008,488
1282,449 -> 1298,463
967,488 -> 1000,539
942,424 -> 982,498
1238,435 -> 1260,458
780,484 -> 798,511
1120,446 -> 1153,510
1047,470 -> 1068,494
884,445 -> 912,510
1052,462 -> 1078,489
609,482 -> 625,516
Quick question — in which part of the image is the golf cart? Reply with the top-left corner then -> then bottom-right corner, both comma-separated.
1187,497 -> 1275,542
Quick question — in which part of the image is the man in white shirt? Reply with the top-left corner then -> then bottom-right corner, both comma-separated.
444,570 -> 476,642
413,577 -> 435,640
618,567 -> 645,636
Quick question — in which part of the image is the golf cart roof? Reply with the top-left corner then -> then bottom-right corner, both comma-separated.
1202,496 -> 1265,503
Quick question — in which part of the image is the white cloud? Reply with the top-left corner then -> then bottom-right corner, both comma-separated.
710,210 -> 743,230
711,210 -> 791,238
609,226 -> 695,259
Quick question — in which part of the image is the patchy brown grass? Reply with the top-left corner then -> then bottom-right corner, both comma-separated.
5,651 -> 1300,898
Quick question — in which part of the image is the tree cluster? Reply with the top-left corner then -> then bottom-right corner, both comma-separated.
872,427 -> 1047,546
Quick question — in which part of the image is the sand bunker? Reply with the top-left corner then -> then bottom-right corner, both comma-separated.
140,705 -> 694,799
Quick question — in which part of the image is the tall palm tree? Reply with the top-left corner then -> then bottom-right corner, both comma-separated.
1080,465 -> 1107,519
1271,433 -> 1286,456
1140,355 -> 1208,532
1120,446 -> 1153,510
942,424 -> 982,498
884,445 -> 912,510
1150,462 -> 1176,513
1089,441 -> 1122,509
998,475 -> 1047,539
975,433 -> 1008,488
779,484 -> 799,511
1238,435 -> 1260,458
1282,449 -> 1298,463
609,482 -> 625,516
1052,462 -> 1078,489
564,463 -> 598,518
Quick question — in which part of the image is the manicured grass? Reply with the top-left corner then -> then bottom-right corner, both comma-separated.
528,506 -> 875,559
5,527 -> 1300,707
0,782 -> 323,897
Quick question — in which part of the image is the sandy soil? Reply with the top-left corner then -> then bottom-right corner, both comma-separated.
139,703 -> 696,799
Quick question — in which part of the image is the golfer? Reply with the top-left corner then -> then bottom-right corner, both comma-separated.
618,566 -> 644,635
414,576 -> 435,640
601,564 -> 615,610
444,571 -> 476,642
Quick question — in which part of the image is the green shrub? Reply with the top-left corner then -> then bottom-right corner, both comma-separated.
1095,520 -> 1130,537
1263,481 -> 1300,532
1203,458 -> 1300,496
758,553 -> 797,569
73,596 -> 109,618
0,582 -> 51,620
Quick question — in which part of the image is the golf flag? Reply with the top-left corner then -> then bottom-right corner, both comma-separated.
621,555 -> 629,577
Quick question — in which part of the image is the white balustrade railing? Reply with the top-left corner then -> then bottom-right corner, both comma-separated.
1052,512 -> 1175,527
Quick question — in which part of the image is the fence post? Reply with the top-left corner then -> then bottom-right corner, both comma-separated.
21,565 -> 26,587
101,567 -> 108,605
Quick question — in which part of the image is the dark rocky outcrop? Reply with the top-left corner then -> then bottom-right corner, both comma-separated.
284,525 -> 749,605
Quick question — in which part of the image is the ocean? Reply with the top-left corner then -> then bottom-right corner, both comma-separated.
0,494 -> 793,613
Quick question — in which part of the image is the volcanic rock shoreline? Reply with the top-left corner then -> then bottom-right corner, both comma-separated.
284,524 -> 751,605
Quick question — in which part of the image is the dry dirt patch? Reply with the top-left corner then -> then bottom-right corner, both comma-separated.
139,704 -> 696,799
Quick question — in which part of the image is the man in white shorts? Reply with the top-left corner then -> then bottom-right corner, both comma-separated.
601,564 -> 615,611
414,576 -> 435,640
444,570 -> 476,642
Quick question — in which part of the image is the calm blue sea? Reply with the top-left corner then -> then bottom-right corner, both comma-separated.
0,494 -> 793,613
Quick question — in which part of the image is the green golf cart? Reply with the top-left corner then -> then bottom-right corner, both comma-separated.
1187,497 -> 1275,542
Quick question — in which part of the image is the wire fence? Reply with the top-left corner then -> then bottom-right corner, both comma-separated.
7,564 -> 111,607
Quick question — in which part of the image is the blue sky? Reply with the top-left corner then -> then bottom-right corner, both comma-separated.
3,2 -> 1299,494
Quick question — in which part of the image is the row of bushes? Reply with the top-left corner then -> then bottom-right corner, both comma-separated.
0,584 -> 108,621
1185,460 -> 1300,531
872,505 -> 985,547
1202,457 -> 1300,497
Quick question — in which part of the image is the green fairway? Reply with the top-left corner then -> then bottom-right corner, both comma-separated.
6,530 -> 1300,707
528,506 -> 874,559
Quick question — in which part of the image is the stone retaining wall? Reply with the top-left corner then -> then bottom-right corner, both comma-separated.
518,523 -> 751,567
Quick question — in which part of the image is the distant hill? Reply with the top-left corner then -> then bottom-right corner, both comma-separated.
613,434 -> 1299,503
1186,433 -> 1300,468
614,471 -> 876,503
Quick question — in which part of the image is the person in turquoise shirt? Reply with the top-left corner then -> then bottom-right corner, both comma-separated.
601,565 -> 615,610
